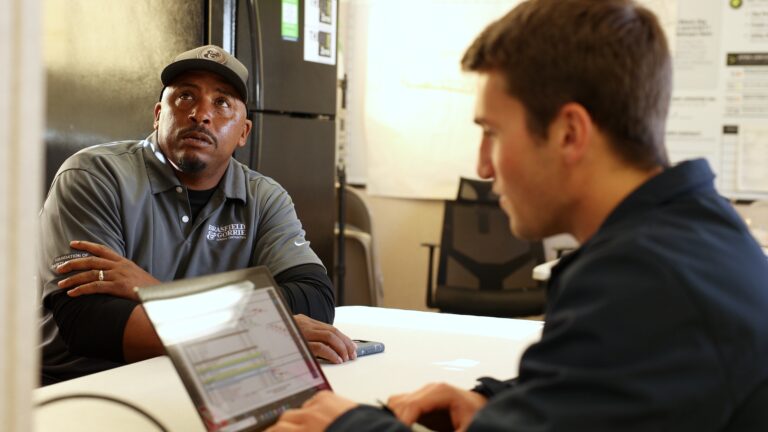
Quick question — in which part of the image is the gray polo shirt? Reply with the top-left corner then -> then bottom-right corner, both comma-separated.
39,137 -> 322,377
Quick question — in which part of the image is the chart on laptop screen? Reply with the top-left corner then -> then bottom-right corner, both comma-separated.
143,278 -> 328,430
179,286 -> 324,420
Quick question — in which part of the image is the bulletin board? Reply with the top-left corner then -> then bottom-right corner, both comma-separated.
338,0 -> 768,200
665,0 -> 768,200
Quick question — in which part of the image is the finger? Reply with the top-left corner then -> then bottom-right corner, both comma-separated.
308,341 -> 343,364
66,281 -> 116,297
391,398 -> 428,426
398,407 -> 423,426
339,331 -> 357,360
297,319 -> 351,362
346,339 -> 357,360
69,240 -> 123,260
264,421 -> 303,432
325,330 -> 352,362
56,256 -> 113,274
388,384 -> 434,409
387,393 -> 411,412
388,385 -> 444,424
301,391 -> 328,408
276,408 -> 307,423
322,331 -> 352,362
268,409 -> 313,431
58,269 -> 107,289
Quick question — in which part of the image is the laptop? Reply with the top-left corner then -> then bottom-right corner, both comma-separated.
135,266 -> 332,432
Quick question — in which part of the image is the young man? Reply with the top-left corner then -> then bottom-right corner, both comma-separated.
40,45 -> 356,384
267,0 -> 768,431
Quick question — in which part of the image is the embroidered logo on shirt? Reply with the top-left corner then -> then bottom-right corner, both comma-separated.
50,252 -> 90,270
206,223 -> 247,241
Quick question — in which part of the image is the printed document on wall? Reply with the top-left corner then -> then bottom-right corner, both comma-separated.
665,0 -> 723,183
666,0 -> 768,198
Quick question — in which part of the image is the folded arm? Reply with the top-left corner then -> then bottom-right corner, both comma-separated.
52,254 -> 354,364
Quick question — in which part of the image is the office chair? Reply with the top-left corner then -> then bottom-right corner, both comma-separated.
721,378 -> 768,431
423,178 -> 546,318
457,176 -> 498,202
334,186 -> 384,306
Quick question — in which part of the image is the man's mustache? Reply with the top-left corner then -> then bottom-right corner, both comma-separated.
178,126 -> 218,147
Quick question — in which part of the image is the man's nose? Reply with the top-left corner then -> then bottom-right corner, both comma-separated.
189,101 -> 213,124
477,140 -> 494,179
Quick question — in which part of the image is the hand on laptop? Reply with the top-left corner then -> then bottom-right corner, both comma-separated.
56,240 -> 160,301
266,390 -> 358,432
387,382 -> 487,431
293,314 -> 358,364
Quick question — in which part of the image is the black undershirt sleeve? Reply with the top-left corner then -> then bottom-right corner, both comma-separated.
274,263 -> 336,324
44,290 -> 137,363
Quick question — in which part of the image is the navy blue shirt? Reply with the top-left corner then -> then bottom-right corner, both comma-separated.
330,159 -> 768,431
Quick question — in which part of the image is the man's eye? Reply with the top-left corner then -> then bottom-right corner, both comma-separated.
215,97 -> 231,108
178,92 -> 193,101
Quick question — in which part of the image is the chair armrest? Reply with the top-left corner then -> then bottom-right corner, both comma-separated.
421,243 -> 440,308
532,258 -> 559,282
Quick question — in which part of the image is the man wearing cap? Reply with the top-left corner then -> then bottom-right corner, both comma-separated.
38,45 -> 356,384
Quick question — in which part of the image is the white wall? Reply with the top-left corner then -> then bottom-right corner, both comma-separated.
366,195 -> 444,310
0,0 -> 43,430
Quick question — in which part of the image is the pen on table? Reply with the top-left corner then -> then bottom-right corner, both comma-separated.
377,399 -> 395,416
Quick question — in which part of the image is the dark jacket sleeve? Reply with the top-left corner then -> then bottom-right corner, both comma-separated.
328,406 -> 411,432
466,246 -> 729,432
274,263 -> 336,323
472,376 -> 518,398
44,290 -> 137,362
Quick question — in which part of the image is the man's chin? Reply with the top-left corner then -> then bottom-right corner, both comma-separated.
508,218 -> 537,241
176,156 -> 207,174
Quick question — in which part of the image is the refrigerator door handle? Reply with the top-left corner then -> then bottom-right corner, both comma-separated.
242,0 -> 263,112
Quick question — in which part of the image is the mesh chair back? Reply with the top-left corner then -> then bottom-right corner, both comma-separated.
432,180 -> 546,317
457,177 -> 498,202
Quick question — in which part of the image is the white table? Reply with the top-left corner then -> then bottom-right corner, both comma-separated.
35,306 -> 542,431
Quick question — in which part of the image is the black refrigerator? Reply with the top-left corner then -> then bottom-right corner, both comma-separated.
44,0 -> 338,279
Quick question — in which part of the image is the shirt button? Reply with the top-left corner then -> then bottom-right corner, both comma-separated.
182,215 -> 190,223
176,186 -> 183,193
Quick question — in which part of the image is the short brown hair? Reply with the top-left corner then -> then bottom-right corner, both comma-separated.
462,0 -> 671,169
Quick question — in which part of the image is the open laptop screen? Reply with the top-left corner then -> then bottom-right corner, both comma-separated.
136,267 -> 331,432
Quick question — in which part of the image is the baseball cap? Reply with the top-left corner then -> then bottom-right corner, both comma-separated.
161,45 -> 249,103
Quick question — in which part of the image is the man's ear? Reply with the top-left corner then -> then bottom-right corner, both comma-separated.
153,102 -> 162,130
552,102 -> 593,165
238,118 -> 253,148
